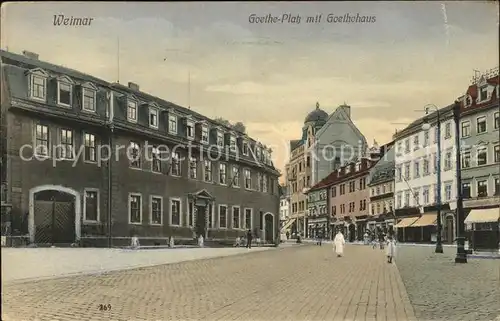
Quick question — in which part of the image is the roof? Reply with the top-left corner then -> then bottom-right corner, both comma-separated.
368,146 -> 395,186
393,104 -> 455,140
304,104 -> 328,125
0,49 -> 275,154
459,73 -> 499,117
308,157 -> 378,192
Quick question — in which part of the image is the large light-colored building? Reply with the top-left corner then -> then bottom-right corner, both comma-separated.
458,69 -> 499,251
393,104 -> 457,243
283,102 -> 367,237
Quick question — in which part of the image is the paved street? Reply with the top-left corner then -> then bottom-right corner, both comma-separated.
2,245 -> 416,321
396,246 -> 500,321
1,246 -> 274,283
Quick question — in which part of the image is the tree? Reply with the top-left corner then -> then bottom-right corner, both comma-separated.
213,117 -> 246,134
232,122 -> 246,134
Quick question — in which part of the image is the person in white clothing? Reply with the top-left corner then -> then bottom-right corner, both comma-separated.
386,235 -> 396,263
333,231 -> 346,257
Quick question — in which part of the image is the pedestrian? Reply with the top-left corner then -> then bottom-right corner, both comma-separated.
246,229 -> 253,249
386,235 -> 396,263
333,230 -> 345,257
286,231 -> 290,240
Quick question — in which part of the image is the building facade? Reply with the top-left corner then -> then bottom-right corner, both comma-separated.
284,103 -> 367,238
311,104 -> 368,186
305,184 -> 329,239
327,157 -> 377,242
367,143 -> 395,235
1,49 -> 280,247
393,104 -> 457,243
458,70 -> 500,250
279,186 -> 291,234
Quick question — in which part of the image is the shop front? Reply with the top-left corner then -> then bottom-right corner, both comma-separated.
464,207 -> 500,251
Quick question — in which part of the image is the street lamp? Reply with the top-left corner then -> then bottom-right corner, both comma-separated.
421,104 -> 444,254
453,100 -> 467,263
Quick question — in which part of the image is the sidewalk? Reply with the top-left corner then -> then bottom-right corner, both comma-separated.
1,246 -> 276,283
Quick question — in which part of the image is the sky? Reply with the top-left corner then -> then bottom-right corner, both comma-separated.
1,1 -> 499,179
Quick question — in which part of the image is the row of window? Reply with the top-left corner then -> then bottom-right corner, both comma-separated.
370,200 -> 394,216
460,112 -> 499,138
395,145 -> 500,182
333,177 -> 367,197
370,183 -> 394,197
27,70 -> 273,166
397,124 -> 452,155
396,183 -> 453,209
291,200 -> 306,213
32,124 -> 275,194
335,199 -> 368,215
86,191 -> 257,229
462,178 -> 500,199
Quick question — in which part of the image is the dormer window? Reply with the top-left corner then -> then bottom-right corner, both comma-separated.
229,135 -> 237,153
81,83 -> 97,112
355,163 -> 361,171
242,140 -> 249,156
127,100 -> 137,123
186,119 -> 194,140
345,165 -> 351,174
465,95 -> 472,107
149,108 -> 158,129
57,77 -> 74,107
201,125 -> 209,144
168,114 -> 178,134
479,86 -> 488,102
256,147 -> 261,161
216,131 -> 224,147
27,68 -> 49,102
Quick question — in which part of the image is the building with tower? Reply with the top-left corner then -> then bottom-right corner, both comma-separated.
282,102 -> 367,238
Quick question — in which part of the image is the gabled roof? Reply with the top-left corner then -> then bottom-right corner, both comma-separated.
308,157 -> 378,192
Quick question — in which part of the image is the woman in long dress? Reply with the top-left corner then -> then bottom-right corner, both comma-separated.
386,235 -> 396,263
333,231 -> 345,257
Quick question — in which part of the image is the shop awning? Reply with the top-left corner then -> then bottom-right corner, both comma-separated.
394,217 -> 419,228
464,208 -> 500,224
410,213 -> 437,227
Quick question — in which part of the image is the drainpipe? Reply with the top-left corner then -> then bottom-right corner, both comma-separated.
107,124 -> 113,248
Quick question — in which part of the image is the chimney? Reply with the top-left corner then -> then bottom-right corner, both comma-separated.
338,103 -> 351,119
22,50 -> 39,60
128,82 -> 140,91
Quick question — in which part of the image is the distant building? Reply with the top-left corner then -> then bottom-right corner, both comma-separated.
305,180 -> 329,239
284,102 -> 367,238
458,69 -> 500,251
279,186 -> 290,233
393,104 -> 457,243
367,142 -> 396,235
1,49 -> 280,247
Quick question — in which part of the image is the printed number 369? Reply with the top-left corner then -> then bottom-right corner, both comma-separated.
98,304 -> 111,311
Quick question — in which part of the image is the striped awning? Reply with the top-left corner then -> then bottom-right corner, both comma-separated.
394,217 -> 419,228
411,213 -> 437,227
465,208 -> 500,224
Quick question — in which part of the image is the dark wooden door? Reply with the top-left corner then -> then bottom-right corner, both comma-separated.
196,206 -> 206,237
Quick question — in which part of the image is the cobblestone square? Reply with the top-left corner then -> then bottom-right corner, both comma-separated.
2,245 -> 416,321
396,246 -> 500,321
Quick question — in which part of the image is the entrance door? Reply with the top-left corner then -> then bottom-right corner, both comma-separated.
445,216 -> 454,244
264,214 -> 274,243
348,224 -> 356,242
195,205 -> 206,237
34,190 -> 75,244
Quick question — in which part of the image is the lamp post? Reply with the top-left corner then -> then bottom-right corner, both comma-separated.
453,100 -> 467,263
422,105 -> 443,253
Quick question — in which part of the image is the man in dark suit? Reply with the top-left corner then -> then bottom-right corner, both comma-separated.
246,229 -> 253,249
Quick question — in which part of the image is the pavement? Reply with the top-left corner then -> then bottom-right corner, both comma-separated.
395,246 -> 500,321
1,246 -> 275,283
2,244 -> 417,321
2,244 -> 498,321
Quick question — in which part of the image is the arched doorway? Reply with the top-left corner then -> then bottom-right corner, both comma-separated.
445,215 -> 454,244
263,213 -> 274,243
348,224 -> 356,242
29,185 -> 81,244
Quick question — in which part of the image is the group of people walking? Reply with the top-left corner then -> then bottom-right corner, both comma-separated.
331,230 -> 396,263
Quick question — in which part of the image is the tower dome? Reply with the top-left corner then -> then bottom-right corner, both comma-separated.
304,102 -> 328,125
